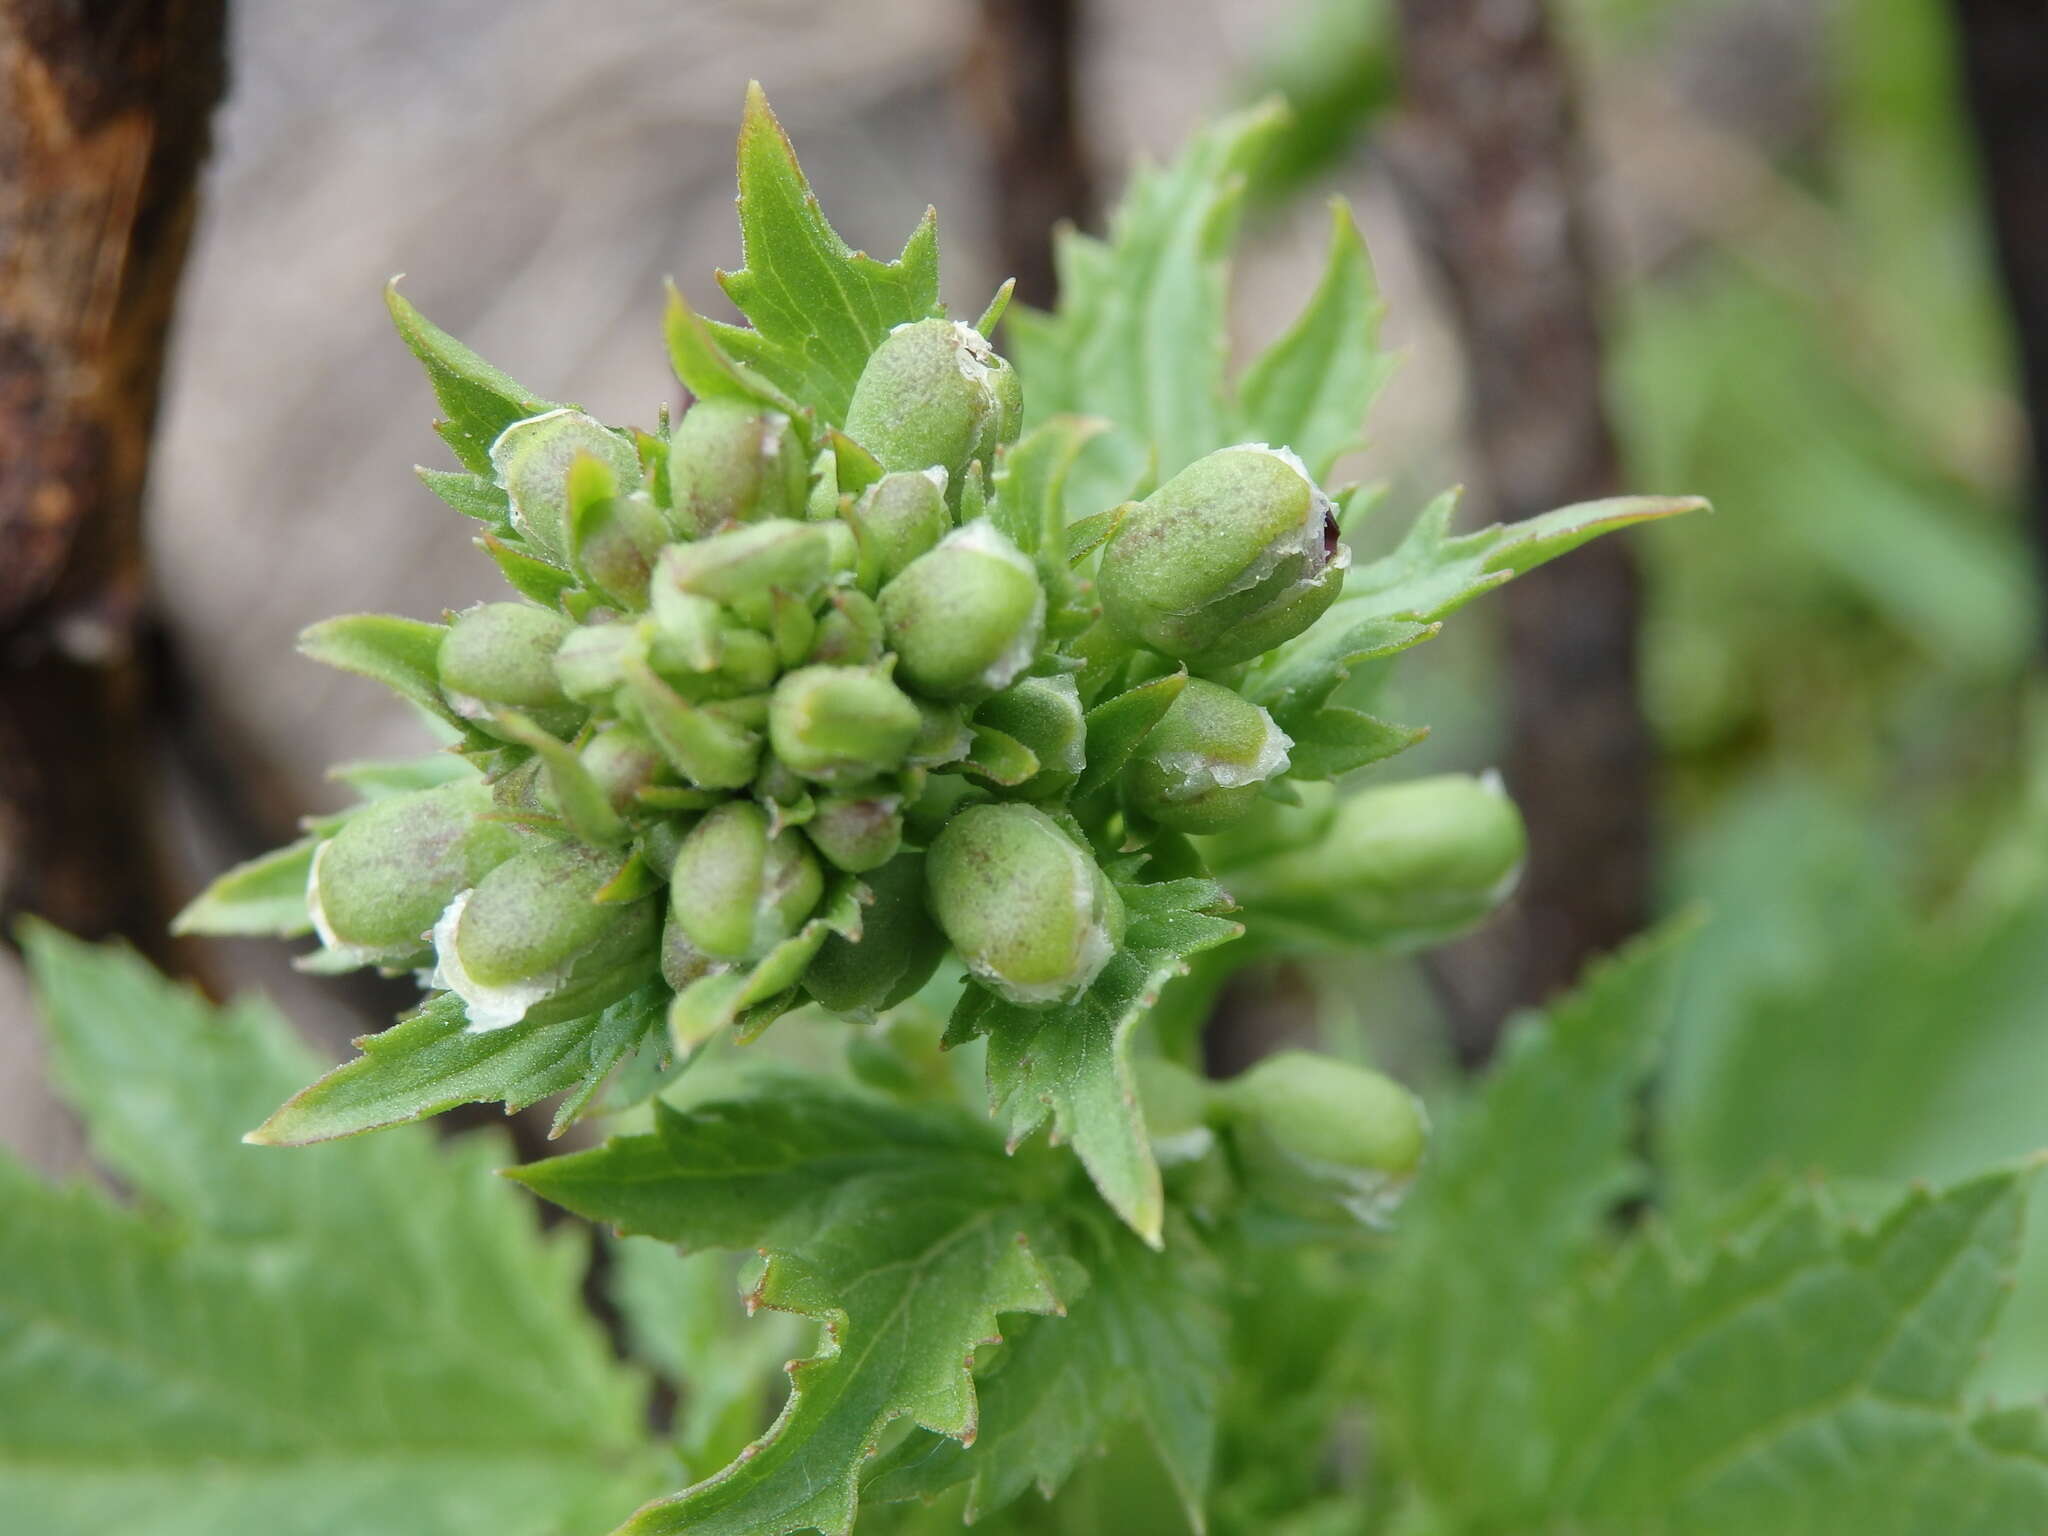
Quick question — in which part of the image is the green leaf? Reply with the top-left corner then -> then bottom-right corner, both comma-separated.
418,466 -> 514,526
949,878 -> 1242,1245
514,1084 -> 1070,1536
387,282 -> 560,475
480,530 -> 579,606
1536,1172 -> 2048,1535
1007,102 -> 1289,522
1075,670 -> 1188,797
1658,780 -> 2048,1396
296,612 -> 460,728
170,836 -> 317,938
866,1207 -> 1226,1529
1281,704 -> 1424,781
663,281 -> 803,417
251,983 -> 666,1145
1234,198 -> 1393,480
710,83 -> 942,426
1365,925 -> 1691,1511
326,748 -> 473,798
5,925 -> 658,1535
1247,490 -> 1704,744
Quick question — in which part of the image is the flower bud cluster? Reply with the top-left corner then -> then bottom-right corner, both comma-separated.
273,283 -> 1494,1059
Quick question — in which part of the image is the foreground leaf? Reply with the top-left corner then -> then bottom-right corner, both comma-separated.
866,1207 -> 1226,1529
5,926 -> 657,1536
515,1084 -> 1071,1536
1366,925 -> 1690,1510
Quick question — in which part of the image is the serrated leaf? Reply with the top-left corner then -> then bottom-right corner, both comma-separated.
949,878 -> 1242,1244
418,466 -> 514,526
1007,102 -> 1289,522
296,612 -> 460,728
709,83 -> 942,426
251,984 -> 666,1145
663,281 -> 803,417
387,282 -> 560,475
866,1207 -> 1225,1529
1366,925 -> 1691,1509
1247,490 -> 1703,737
1076,670 -> 1188,796
6,926 -> 657,1534
1535,1172 -> 2048,1535
1234,197 -> 1392,480
514,1085 -> 1070,1536
170,836 -> 317,938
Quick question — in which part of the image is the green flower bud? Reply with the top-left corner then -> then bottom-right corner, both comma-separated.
666,399 -> 808,534
1221,1051 -> 1426,1176
848,469 -> 950,588
802,851 -> 945,1018
668,801 -> 824,961
1224,773 -> 1526,948
809,588 -> 885,666
1124,678 -> 1291,833
1097,443 -> 1347,670
926,803 -> 1124,1007
843,319 -> 1018,494
433,840 -> 660,1030
578,723 -> 670,810
878,522 -> 1044,700
653,519 -> 831,628
1192,778 -> 1337,873
554,620 -> 645,705
571,487 -> 669,609
805,784 -> 904,873
907,699 -> 973,768
438,602 -> 582,739
309,780 -> 520,965
490,408 -> 642,559
974,673 -> 1085,800
768,663 -> 922,783
660,903 -> 714,992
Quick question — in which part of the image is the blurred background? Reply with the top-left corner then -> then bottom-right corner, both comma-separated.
6,0 -> 2048,1388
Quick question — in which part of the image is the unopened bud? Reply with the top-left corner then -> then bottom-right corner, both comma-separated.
878,522 -> 1044,700
554,620 -> 645,705
438,602 -> 582,739
667,801 -> 824,961
1221,1051 -> 1426,1176
309,780 -> 519,965
805,784 -> 904,873
1097,444 -> 1346,670
926,803 -> 1124,1007
433,840 -> 660,1029
490,408 -> 642,559
973,673 -> 1085,800
1124,679 -> 1291,833
801,851 -> 945,1018
667,400 -> 808,535
652,519 -> 831,629
842,319 -> 1018,494
848,469 -> 950,588
1225,773 -> 1526,948
577,723 -> 670,810
809,588 -> 886,666
768,663 -> 922,783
